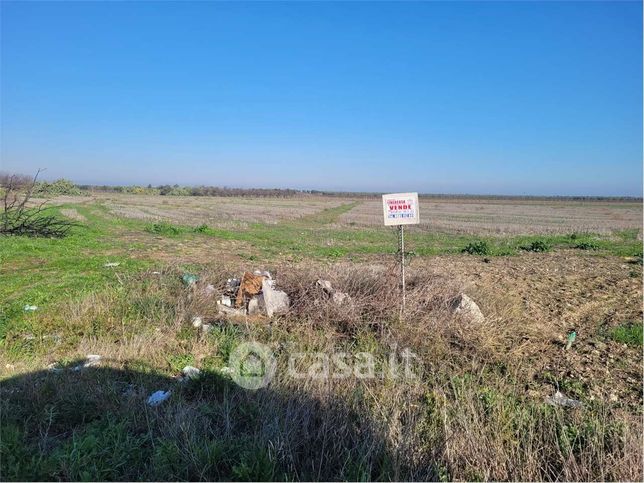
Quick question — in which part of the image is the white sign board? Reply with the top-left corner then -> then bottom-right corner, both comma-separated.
382,192 -> 420,226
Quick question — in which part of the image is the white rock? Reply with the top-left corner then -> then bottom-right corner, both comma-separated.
181,366 -> 201,380
47,363 -> 63,373
72,354 -> 102,371
316,279 -> 350,305
262,279 -> 289,317
220,296 -> 232,307
452,294 -> 485,323
316,279 -> 333,292
247,295 -> 264,315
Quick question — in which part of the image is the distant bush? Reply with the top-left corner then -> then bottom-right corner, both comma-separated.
462,240 -> 490,256
575,241 -> 599,251
193,224 -> 211,234
145,222 -> 182,235
521,240 -> 550,253
33,179 -> 83,196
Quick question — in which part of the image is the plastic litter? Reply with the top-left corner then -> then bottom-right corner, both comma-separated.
182,273 -> 199,286
23,305 -> 38,311
226,278 -> 241,293
201,323 -> 213,334
565,331 -> 577,350
192,316 -> 203,328
104,262 -> 120,268
545,391 -> 582,408
147,390 -> 171,407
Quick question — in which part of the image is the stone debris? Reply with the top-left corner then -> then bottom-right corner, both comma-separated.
247,295 -> 264,315
254,270 -> 272,279
316,279 -> 351,306
261,279 -> 289,317
72,354 -> 102,371
220,296 -> 232,307
180,366 -> 201,381
47,363 -> 64,373
217,304 -> 246,317
545,391 -> 582,409
451,294 -> 485,323
214,270 -> 290,318
147,390 -> 171,407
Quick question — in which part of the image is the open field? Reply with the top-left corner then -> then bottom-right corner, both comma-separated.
340,198 -> 643,234
1,194 -> 642,481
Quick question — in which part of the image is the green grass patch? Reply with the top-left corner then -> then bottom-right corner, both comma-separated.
609,322 -> 643,347
462,240 -> 490,256
145,221 -> 183,235
520,239 -> 551,253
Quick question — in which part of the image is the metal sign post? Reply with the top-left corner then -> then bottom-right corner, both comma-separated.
398,224 -> 406,311
382,192 -> 419,316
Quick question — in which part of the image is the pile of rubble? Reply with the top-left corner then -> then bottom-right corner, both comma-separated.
217,270 -> 290,317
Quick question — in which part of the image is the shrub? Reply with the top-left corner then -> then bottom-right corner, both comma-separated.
193,224 -> 211,233
462,240 -> 490,256
521,240 -> 550,252
145,222 -> 182,235
1,171 -> 76,237
33,178 -> 83,196
575,241 -> 599,251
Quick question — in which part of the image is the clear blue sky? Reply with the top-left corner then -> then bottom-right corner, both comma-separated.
1,1 -> 642,196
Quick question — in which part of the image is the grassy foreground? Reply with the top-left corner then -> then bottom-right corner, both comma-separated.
1,201 -> 642,481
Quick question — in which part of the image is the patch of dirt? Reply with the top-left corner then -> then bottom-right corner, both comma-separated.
412,252 -> 643,409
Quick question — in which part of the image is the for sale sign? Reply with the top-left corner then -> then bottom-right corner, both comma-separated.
382,192 -> 420,226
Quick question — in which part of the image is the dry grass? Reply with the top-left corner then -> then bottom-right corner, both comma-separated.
340,198 -> 643,235
98,193 -> 348,228
59,208 -> 87,222
2,260 -> 641,481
